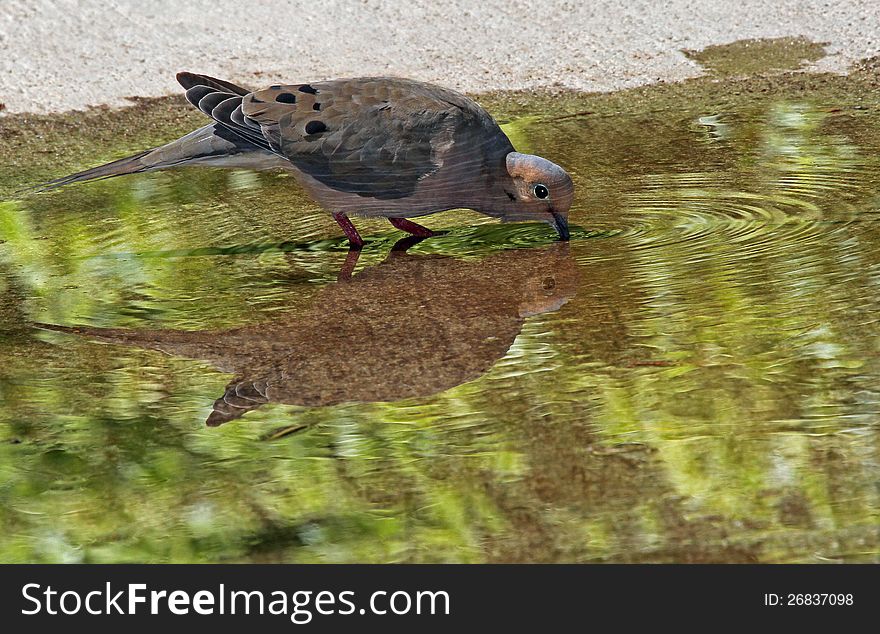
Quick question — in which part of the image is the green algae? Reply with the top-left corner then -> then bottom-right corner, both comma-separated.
683,36 -> 828,78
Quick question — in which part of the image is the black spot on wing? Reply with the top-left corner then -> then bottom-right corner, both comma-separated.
282,107 -> 445,199
298,84 -> 318,94
276,92 -> 296,104
312,102 -> 321,111
304,120 -> 327,135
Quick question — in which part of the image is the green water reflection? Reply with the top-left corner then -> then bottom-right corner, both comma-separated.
1,70 -> 879,562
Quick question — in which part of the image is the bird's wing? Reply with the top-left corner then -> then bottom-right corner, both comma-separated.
179,73 -> 504,199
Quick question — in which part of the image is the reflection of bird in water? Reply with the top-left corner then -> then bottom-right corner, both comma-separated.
39,242 -> 578,426
38,73 -> 573,246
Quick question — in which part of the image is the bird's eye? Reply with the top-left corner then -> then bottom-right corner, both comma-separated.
533,184 -> 550,199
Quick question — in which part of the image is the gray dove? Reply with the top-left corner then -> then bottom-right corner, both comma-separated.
42,73 -> 574,246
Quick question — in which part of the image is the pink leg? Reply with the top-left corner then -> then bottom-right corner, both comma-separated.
389,217 -> 435,237
332,212 -> 364,249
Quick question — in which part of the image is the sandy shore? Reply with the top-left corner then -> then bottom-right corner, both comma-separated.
1,0 -> 878,114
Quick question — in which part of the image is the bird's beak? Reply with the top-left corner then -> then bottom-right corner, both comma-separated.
550,211 -> 570,241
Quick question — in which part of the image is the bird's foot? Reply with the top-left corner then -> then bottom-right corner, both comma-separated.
332,212 -> 365,249
389,217 -> 436,237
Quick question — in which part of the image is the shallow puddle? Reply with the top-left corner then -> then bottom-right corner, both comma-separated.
1,49 -> 880,562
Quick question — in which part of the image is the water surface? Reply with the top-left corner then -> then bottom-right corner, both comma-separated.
1,57 -> 879,563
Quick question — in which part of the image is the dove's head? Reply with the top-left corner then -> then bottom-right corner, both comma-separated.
500,152 -> 574,240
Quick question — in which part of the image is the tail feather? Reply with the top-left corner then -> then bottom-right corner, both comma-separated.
28,73 -> 265,193
206,379 -> 270,427
176,72 -> 249,96
30,123 -> 267,192
32,149 -> 155,192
